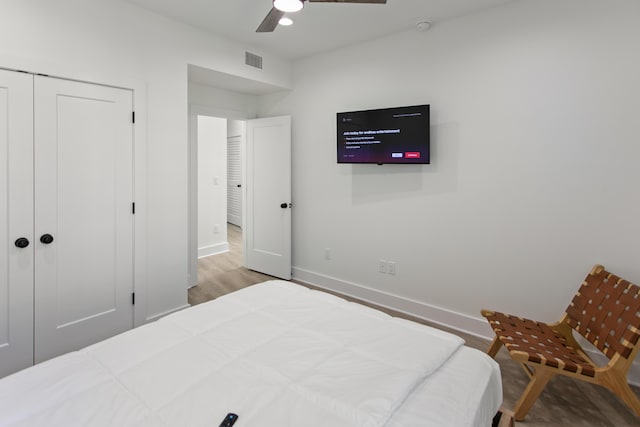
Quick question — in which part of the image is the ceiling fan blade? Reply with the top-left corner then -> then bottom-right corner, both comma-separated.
308,0 -> 387,3
256,7 -> 285,32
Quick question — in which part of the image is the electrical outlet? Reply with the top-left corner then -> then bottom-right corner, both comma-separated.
214,224 -> 220,233
388,261 -> 396,275
324,248 -> 331,260
378,259 -> 387,274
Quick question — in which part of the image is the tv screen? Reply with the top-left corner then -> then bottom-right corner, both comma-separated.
337,105 -> 430,164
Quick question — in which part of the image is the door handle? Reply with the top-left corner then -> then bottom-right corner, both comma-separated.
237,184 -> 242,188
280,203 -> 291,209
40,234 -> 54,244
14,237 -> 30,248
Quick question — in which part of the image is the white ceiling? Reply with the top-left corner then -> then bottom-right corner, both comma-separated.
124,0 -> 515,60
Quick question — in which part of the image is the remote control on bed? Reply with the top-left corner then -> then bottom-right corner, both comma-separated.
219,413 -> 238,427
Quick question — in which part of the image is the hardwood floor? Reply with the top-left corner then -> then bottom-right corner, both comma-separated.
188,223 -> 274,305
189,224 -> 640,426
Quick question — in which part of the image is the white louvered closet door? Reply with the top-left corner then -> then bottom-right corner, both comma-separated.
227,133 -> 242,227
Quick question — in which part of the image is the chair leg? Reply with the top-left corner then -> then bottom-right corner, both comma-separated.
513,367 -> 554,421
487,336 -> 502,358
519,362 -> 534,380
603,372 -> 640,417
616,382 -> 640,417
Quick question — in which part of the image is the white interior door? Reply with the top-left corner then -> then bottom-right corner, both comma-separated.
227,133 -> 242,227
245,116 -> 291,280
33,76 -> 134,363
0,69 -> 34,377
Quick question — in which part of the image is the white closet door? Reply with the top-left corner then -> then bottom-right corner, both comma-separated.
227,134 -> 242,227
0,69 -> 34,377
34,76 -> 134,363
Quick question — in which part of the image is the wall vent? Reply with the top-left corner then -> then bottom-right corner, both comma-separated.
245,52 -> 263,69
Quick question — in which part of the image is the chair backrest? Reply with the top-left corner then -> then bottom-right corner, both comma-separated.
564,265 -> 640,360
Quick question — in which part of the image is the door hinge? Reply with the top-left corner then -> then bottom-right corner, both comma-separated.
132,292 -> 135,305
132,202 -> 135,214
132,111 -> 135,123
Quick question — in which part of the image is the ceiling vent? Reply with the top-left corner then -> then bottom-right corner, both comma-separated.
245,52 -> 263,70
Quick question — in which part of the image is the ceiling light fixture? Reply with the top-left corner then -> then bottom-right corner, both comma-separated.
273,0 -> 304,13
279,17 -> 294,26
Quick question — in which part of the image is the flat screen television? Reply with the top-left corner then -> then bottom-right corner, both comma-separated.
337,104 -> 430,164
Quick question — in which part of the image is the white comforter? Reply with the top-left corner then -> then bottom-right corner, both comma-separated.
0,281 -> 465,427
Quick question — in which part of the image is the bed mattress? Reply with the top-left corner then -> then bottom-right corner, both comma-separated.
0,280 -> 501,426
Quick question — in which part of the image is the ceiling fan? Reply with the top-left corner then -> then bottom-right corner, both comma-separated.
257,0 -> 387,33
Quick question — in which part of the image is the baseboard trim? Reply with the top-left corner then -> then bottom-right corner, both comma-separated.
291,266 -> 640,387
292,267 -> 494,340
198,242 -> 229,259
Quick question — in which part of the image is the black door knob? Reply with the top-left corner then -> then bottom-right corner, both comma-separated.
280,203 -> 288,209
40,234 -> 54,244
14,237 -> 30,248
237,184 -> 242,188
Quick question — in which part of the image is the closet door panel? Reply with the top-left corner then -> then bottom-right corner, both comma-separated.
0,69 -> 34,377
227,134 -> 242,227
34,76 -> 134,363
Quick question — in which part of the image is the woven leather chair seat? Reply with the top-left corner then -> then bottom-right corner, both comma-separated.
482,310 -> 595,377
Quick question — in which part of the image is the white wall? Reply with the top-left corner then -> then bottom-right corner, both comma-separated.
0,0 -> 292,321
189,82 -> 259,120
197,116 -> 228,258
259,0 -> 640,338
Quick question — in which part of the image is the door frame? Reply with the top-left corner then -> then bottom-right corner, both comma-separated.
0,64 -> 148,328
187,109 -> 293,285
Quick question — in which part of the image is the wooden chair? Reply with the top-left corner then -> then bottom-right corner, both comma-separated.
481,264 -> 640,421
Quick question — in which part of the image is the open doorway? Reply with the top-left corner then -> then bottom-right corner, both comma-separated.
186,65 -> 292,304
189,114 -> 274,306
194,116 -> 245,260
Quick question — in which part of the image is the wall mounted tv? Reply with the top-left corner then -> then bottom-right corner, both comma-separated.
337,104 -> 430,164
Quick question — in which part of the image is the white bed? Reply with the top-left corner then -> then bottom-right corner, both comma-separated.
0,281 -> 502,427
